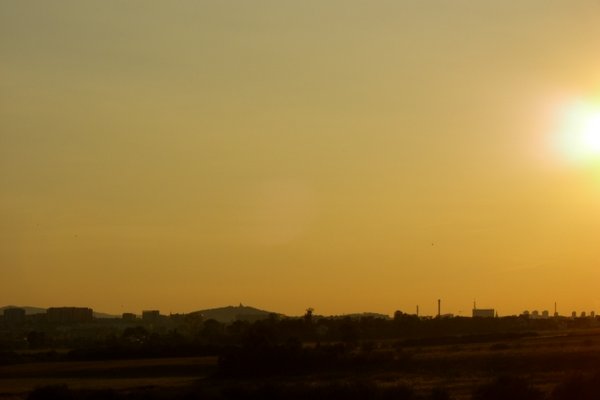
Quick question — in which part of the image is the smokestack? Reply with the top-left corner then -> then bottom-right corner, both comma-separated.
416,305 -> 419,317
437,299 -> 441,318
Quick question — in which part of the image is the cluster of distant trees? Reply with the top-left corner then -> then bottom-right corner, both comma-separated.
6,309 -> 600,400
0,313 -> 585,366
1,309 -> 598,363
0,309 -> 595,368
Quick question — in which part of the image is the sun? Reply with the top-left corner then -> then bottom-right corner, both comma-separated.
580,111 -> 600,154
556,100 -> 600,164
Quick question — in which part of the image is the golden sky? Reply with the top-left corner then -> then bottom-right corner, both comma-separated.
2,1 -> 600,316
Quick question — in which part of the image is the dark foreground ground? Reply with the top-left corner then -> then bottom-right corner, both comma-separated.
2,329 -> 600,399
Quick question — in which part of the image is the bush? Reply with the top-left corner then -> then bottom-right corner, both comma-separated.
551,373 -> 600,400
27,385 -> 121,400
27,385 -> 74,400
472,376 -> 544,400
429,387 -> 451,400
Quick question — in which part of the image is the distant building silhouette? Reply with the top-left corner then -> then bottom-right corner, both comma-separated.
47,307 -> 93,323
122,313 -> 137,321
3,307 -> 25,323
473,300 -> 496,318
542,310 -> 549,319
472,302 -> 494,318
142,310 -> 160,321
472,309 -> 494,318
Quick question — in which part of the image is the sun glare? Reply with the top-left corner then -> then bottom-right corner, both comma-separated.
556,100 -> 600,165
581,112 -> 600,153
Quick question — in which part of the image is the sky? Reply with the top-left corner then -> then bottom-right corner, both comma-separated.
2,1 -> 600,317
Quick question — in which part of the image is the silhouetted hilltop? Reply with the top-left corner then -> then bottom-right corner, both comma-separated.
189,304 -> 279,323
0,305 -> 46,315
92,311 -> 119,319
0,305 -> 117,319
336,312 -> 391,320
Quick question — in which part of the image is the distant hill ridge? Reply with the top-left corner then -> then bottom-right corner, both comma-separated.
335,312 -> 391,320
189,304 -> 279,323
2,305 -> 390,322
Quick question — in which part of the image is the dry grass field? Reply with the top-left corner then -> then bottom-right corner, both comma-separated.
2,330 -> 600,399
0,357 -> 217,399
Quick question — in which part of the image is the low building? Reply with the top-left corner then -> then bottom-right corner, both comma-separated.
472,308 -> 495,318
3,307 -> 26,323
47,307 -> 93,323
122,313 -> 137,321
142,310 -> 160,322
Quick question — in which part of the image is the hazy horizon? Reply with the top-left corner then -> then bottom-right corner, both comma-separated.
0,301 -> 581,318
2,1 -> 600,318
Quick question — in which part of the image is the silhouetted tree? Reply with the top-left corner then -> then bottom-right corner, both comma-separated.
200,319 -> 225,344
121,326 -> 148,344
26,331 -> 47,349
304,308 -> 314,324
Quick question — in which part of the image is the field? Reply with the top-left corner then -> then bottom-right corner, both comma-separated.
2,329 -> 600,399
0,357 -> 217,399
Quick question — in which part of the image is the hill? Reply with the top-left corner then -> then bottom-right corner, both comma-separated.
336,312 -> 391,320
189,304 -> 280,323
